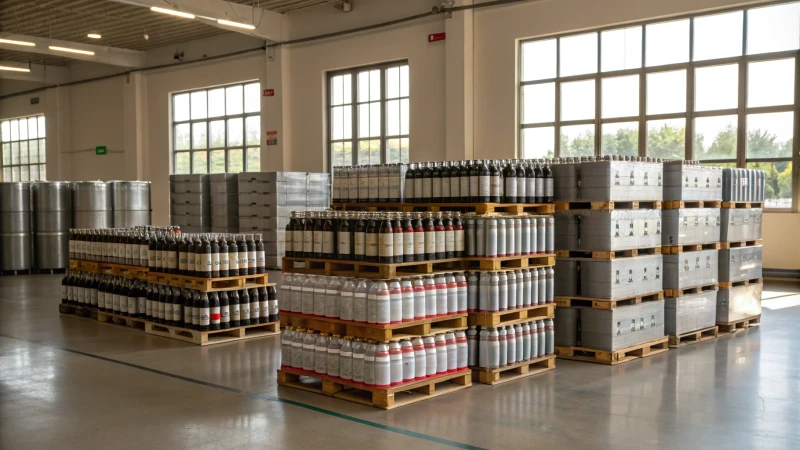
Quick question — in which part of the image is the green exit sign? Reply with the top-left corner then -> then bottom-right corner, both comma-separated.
30,97 -> 39,105
95,146 -> 107,155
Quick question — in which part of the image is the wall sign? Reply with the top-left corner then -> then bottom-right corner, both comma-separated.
266,131 -> 278,146
30,97 -> 40,105
263,89 -> 275,97
95,146 -> 107,155
428,33 -> 446,42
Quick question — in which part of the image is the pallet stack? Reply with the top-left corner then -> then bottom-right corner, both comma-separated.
209,173 -> 239,233
170,174 -> 211,233
717,168 -> 765,336
552,157 -> 669,365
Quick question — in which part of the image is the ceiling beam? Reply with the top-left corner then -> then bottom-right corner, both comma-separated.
0,34 -> 146,67
108,0 -> 288,42
0,61 -> 69,84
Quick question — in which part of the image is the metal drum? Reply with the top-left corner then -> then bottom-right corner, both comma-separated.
112,181 -> 151,228
0,182 -> 32,271
73,181 -> 113,228
33,182 -> 72,269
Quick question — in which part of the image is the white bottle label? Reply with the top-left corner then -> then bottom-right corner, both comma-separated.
220,255 -> 229,272
425,231 -> 435,254
230,251 -> 239,271
313,230 -> 323,253
366,233 -> 378,256
415,232 -> 426,255
199,307 -> 211,326
445,230 -> 455,252
249,250 -> 256,267
506,178 -> 517,197
169,252 -> 178,269
470,176 -> 479,197
379,234 -> 394,258
436,231 -> 446,252
354,232 -> 366,255
322,231 -> 334,255
479,176 -> 491,196
200,253 -> 212,272
455,229 -> 465,251
338,232 -> 351,255
403,232 -> 414,256
491,175 -> 501,195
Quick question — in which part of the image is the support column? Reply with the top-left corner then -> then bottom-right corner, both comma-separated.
263,45 -> 290,172
45,86 -> 71,180
445,0 -> 474,162
122,72 -> 145,180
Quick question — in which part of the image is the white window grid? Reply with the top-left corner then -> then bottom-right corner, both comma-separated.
0,115 -> 46,182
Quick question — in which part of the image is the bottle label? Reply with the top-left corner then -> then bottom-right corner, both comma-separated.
293,234 -> 304,252
240,253 -> 249,269
338,232 -> 351,255
313,230 -> 323,253
61,286 -> 67,299
354,232 -> 366,255
422,178 -> 432,198
491,175 -> 501,195
220,256 -> 229,272
535,179 -> 544,198
393,232 -> 403,257
470,176 -> 479,197
379,233 -> 394,257
178,252 -> 187,271
445,230 -> 455,252
249,251 -> 256,267
242,305 -> 250,320
526,178 -> 536,197
138,297 -> 146,313
268,299 -> 278,316
286,232 -> 293,252
112,246 -> 118,257
230,251 -> 239,270
545,178 -> 553,197
221,305 -> 230,323
303,231 -> 313,252
404,232 -> 414,256
442,178 -> 451,198
322,231 -> 334,254
415,232 -> 426,255
199,307 -> 211,326
210,306 -> 221,324
149,249 -> 157,266
173,304 -> 182,320
231,306 -> 240,321
257,251 -> 265,266
455,229 -> 465,251
389,175 -> 401,198
128,297 -> 136,314
201,253 -> 212,272
432,179 -> 442,198
169,253 -> 178,269
405,179 -> 415,199
479,176 -> 491,196
425,231 -> 435,254
505,178 -> 517,197
125,245 -> 132,259
366,233 -> 379,256
436,231 -> 446,252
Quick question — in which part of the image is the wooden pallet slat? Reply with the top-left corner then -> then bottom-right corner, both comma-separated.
721,201 -> 764,209
280,311 -> 467,342
96,310 -> 147,331
463,254 -> 556,271
556,291 -> 664,310
471,355 -> 556,385
664,200 -> 722,209
668,326 -> 718,348
468,303 -> 555,327
717,315 -> 761,336
555,200 -> 662,211
719,240 -> 763,249
719,277 -> 763,289
555,336 -> 669,365
146,272 -> 270,291
555,247 -> 661,259
664,283 -> 719,298
145,320 -> 280,345
277,367 -> 471,409
330,202 -> 555,214
664,242 -> 721,254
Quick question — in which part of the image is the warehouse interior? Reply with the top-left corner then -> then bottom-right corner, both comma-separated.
1,0 -> 800,448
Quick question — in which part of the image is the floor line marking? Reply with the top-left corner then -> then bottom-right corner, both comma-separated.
0,332 -> 485,450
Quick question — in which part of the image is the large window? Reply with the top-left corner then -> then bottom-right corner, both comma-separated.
172,81 -> 261,174
328,61 -> 410,167
0,115 -> 46,182
519,2 -> 800,209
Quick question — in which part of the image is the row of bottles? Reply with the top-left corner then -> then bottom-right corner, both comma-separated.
472,269 -> 554,311
61,271 -> 278,329
464,214 -> 554,257
281,328 -> 468,386
469,322 -> 555,369
280,273 -> 467,323
69,228 -> 267,278
286,211 -> 464,262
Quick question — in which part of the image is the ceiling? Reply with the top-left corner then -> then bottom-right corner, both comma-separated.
0,0 -> 336,67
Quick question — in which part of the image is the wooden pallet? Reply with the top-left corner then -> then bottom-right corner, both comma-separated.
331,202 -> 555,214
79,260 -> 100,272
556,291 -> 664,310
145,320 -> 280,345
103,262 -> 150,279
470,355 -> 555,385
96,310 -> 147,331
58,303 -> 95,318
717,315 -> 760,336
555,247 -> 661,259
555,200 -> 662,211
468,303 -> 554,327
668,326 -> 718,348
555,336 -> 669,365
721,201 -> 764,209
719,278 -> 763,289
462,254 -> 555,270
719,240 -> 762,249
664,200 -> 722,209
280,312 -> 467,342
282,256 -> 464,279
69,259 -> 80,270
146,273 -> 269,291
663,242 -> 721,254
664,283 -> 719,298
277,367 -> 471,409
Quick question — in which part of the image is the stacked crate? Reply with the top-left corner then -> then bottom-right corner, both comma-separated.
209,174 -> 239,233
717,168 -> 765,335
170,174 -> 211,233
552,157 -> 668,364
238,172 -> 330,269
661,161 -> 723,347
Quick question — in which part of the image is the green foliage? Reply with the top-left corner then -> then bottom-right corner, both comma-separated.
647,122 -> 685,160
560,130 -> 593,157
602,126 -> 637,156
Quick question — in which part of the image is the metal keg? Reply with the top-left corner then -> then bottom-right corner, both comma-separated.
73,181 -> 113,228
0,182 -> 32,271
33,182 -> 72,269
111,181 -> 151,228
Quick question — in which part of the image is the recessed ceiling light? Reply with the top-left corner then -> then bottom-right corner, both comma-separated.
49,45 -> 95,56
0,65 -> 30,72
0,38 -> 36,47
151,6 -> 195,19
87,33 -> 102,39
217,19 -> 256,30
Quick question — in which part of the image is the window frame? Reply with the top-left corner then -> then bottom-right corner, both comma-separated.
327,60 -> 410,168
518,1 -> 800,212
0,114 -> 47,182
170,81 -> 261,175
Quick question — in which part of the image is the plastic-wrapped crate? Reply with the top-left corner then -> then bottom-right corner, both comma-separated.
171,203 -> 211,217
663,162 -> 722,201
579,161 -> 663,201
579,301 -> 665,351
720,208 -> 762,242
665,290 -> 717,335
717,283 -> 762,322
663,249 -> 718,290
555,254 -> 663,299
719,246 -> 762,282
662,208 -> 721,245
554,307 -> 580,347
555,209 -> 662,251
552,162 -> 580,202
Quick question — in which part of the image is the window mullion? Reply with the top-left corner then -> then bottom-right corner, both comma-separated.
595,34 -> 601,157
381,69 -> 387,164
686,18 -> 695,161
555,38 -> 561,158
351,71 -> 358,165
639,25 -> 647,158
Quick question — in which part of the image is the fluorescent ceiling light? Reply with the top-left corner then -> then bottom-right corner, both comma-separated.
49,46 -> 95,56
217,19 -> 256,30
87,33 -> 102,39
0,38 -> 36,47
0,65 -> 30,72
151,6 -> 195,19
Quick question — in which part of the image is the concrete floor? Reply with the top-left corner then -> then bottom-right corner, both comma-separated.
1,273 -> 799,450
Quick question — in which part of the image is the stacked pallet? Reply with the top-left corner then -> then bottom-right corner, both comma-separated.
209,173 -> 239,233
552,157 -> 668,365
170,174 -> 211,233
661,161 -> 723,348
717,168 -> 764,336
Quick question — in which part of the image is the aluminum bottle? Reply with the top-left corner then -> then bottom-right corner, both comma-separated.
424,275 -> 437,318
488,328 -> 500,369
353,279 -> 368,322
388,341 -> 403,386
313,275 -> 327,316
537,218 -> 546,254
366,280 -> 379,324
375,281 -> 391,325
522,322 -> 532,360
435,274 -> 448,316
507,271 -> 517,310
401,279 -> 414,323
291,328 -> 304,368
488,272 -> 500,312
498,327 -> 508,367
537,319 -> 546,358
496,217 -> 506,257
529,320 -> 538,359
545,318 -> 555,355
527,268 -> 536,306
506,217 -> 516,256
339,337 -> 353,380
435,334 -> 448,374
507,325 -> 517,365
467,326 -> 478,367
478,327 -> 489,368
514,324 -> 524,363
455,272 -> 468,313
363,342 -> 376,386
546,266 -> 554,304
424,336 -> 437,377
401,339 -> 415,382
302,330 -> 316,371
290,273 -> 303,312
478,272 -> 488,311
545,217 -> 554,254
465,217 -> 476,256
412,276 -> 426,320
467,271 -> 478,312
281,328 -> 294,367
326,335 -> 342,377
389,279 -> 402,324
475,217 -> 485,257
339,278 -> 355,321
445,332 -> 458,372
455,330 -> 468,370
529,216 -> 537,254
351,339 -> 366,383
281,273 -> 293,313
537,268 -> 547,306
485,217 -> 498,258
413,337 -> 426,379
324,276 -> 341,318
498,271 -> 508,311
